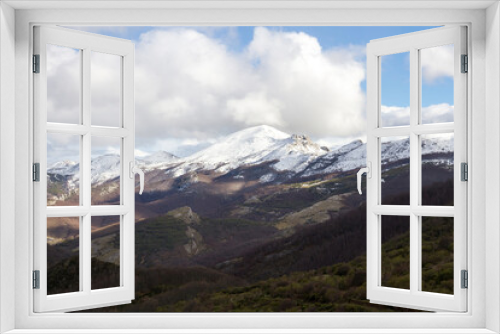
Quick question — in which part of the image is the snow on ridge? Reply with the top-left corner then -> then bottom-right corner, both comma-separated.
302,135 -> 453,177
136,151 -> 179,170
169,125 -> 328,176
48,150 -> 179,185
48,160 -> 79,176
91,154 -> 121,184
47,125 -> 454,184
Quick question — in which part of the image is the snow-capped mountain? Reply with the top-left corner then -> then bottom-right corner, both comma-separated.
47,125 -> 454,186
302,140 -> 366,177
302,135 -> 453,177
170,125 -> 329,177
47,151 -> 178,185
136,151 -> 178,170
48,160 -> 79,176
90,154 -> 121,184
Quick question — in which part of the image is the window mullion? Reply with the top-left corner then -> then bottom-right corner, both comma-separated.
409,47 -> 420,294
82,47 -> 92,294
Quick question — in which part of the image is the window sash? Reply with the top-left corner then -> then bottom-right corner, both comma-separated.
366,26 -> 467,312
33,25 -> 136,313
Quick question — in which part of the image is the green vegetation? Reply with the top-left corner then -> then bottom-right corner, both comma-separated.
47,255 -> 79,295
48,170 -> 454,313
47,181 -> 66,198
154,257 -> 407,312
381,216 -> 453,294
89,204 -> 453,312
136,215 -> 189,252
421,217 -> 454,294
288,173 -> 359,197
47,177 -> 79,204
203,217 -> 269,227
382,229 -> 411,290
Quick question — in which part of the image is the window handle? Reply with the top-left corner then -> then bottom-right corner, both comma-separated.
129,161 -> 145,195
357,162 -> 371,195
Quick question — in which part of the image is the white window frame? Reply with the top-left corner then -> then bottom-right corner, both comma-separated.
365,26 -> 468,312
1,1 -> 499,333
33,25 -> 136,313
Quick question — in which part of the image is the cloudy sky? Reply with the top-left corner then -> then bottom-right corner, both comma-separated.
47,26 -> 454,162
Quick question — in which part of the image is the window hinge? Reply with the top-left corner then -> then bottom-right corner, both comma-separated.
33,54 -> 40,73
461,162 -> 468,181
461,54 -> 468,73
33,163 -> 40,182
33,270 -> 40,289
461,270 -> 468,289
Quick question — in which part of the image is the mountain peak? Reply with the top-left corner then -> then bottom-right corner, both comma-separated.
136,150 -> 179,170
225,125 -> 290,141
176,125 -> 327,176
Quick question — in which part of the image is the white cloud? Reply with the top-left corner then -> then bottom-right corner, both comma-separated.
380,103 -> 453,127
421,103 -> 454,124
91,136 -> 121,157
46,45 -> 81,124
421,44 -> 454,83
48,27 -> 368,157
133,27 -> 367,149
227,92 -> 285,127
47,133 -> 80,164
380,105 -> 410,127
90,52 -> 122,127
244,27 -> 366,137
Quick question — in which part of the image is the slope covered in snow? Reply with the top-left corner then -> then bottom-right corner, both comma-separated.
90,155 -> 121,184
170,125 -> 329,177
47,125 -> 454,185
48,160 -> 79,176
303,135 -> 454,177
48,151 -> 179,185
136,151 -> 179,170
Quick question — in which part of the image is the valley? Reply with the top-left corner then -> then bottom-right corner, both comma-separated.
45,125 -> 454,312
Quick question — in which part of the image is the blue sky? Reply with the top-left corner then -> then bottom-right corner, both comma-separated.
58,26 -> 455,157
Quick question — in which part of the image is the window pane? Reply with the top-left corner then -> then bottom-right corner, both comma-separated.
91,216 -> 121,290
421,217 -> 454,294
91,136 -> 121,205
421,44 -> 454,124
47,44 -> 81,124
47,217 -> 80,295
381,215 -> 410,290
47,133 -> 80,206
91,52 -> 122,127
380,52 -> 410,127
421,133 -> 454,206
381,136 -> 410,205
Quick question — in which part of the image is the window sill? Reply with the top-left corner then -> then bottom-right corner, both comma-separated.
4,329 -> 497,334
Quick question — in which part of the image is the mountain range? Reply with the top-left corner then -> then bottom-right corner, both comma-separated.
47,125 -> 455,312
48,125 -> 454,186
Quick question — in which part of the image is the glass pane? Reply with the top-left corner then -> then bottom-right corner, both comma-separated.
381,215 -> 410,290
91,52 -> 122,127
421,44 -> 454,124
421,133 -> 454,206
381,136 -> 410,205
47,217 -> 80,295
91,136 -> 121,205
47,44 -> 81,124
380,52 -> 410,127
421,217 -> 454,294
91,216 -> 121,290
47,133 -> 80,206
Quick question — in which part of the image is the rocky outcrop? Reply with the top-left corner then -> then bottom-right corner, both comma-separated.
166,206 -> 201,225
166,206 -> 205,256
